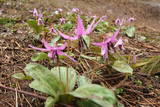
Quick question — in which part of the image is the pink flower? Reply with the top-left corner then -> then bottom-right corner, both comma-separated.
128,17 -> 135,22
71,8 -> 79,13
93,29 -> 124,59
57,15 -> 106,41
29,39 -> 76,62
115,17 -> 135,26
115,18 -> 124,26
37,17 -> 44,25
59,17 -> 66,24
49,27 -> 58,35
114,37 -> 125,50
32,8 -> 38,17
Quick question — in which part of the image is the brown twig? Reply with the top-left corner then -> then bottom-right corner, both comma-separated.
0,84 -> 47,100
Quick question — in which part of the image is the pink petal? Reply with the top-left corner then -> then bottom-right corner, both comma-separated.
37,18 -> 43,25
115,18 -> 123,26
59,17 -> 66,24
57,30 -> 78,40
111,29 -> 120,43
101,45 -> 108,56
48,51 -> 56,59
114,37 -> 125,50
102,45 -> 108,60
92,42 -> 105,46
29,45 -> 49,52
76,15 -> 85,37
115,18 -> 120,25
57,51 -> 77,62
85,16 -> 97,35
41,39 -> 51,49
92,16 -> 107,32
128,17 -> 135,22
49,27 -> 58,35
32,8 -> 38,17
71,8 -> 79,12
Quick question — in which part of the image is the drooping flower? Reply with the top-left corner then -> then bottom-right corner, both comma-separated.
59,17 -> 66,24
57,15 -> 106,41
29,39 -> 76,62
49,27 -> 58,35
115,18 -> 124,26
32,8 -> 38,17
93,29 -> 124,60
93,41 -> 109,60
128,17 -> 135,22
71,8 -> 79,13
114,37 -> 125,50
37,17 -> 44,25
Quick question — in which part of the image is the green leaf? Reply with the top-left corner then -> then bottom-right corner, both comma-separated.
25,63 -> 65,97
112,60 -> 133,74
59,94 -> 74,104
77,76 -> 91,87
29,80 -> 55,96
70,84 -> 116,107
45,97 -> 56,107
51,66 -> 77,92
61,21 -> 73,31
125,26 -> 135,37
49,36 -> 61,46
31,52 -> 48,61
95,21 -> 109,33
82,35 -> 90,48
77,100 -> 101,107
27,19 -> 43,34
12,73 -> 32,80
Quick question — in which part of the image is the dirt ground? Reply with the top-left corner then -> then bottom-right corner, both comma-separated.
0,0 -> 160,107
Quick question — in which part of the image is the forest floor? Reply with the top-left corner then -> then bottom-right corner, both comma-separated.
0,0 -> 160,107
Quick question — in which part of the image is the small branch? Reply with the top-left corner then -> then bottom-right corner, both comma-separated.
0,84 -> 47,100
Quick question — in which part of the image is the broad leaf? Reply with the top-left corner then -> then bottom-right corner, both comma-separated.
51,66 -> 77,92
45,97 -> 56,107
29,80 -> 55,96
25,63 -> 65,97
77,76 -> 91,87
12,73 -> 32,80
50,36 -> 61,46
112,60 -> 133,74
31,52 -> 48,61
82,35 -> 90,48
61,21 -> 73,31
77,100 -> 101,107
70,84 -> 116,107
95,21 -> 109,33
125,26 -> 135,37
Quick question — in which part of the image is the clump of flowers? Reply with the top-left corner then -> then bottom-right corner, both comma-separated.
115,17 -> 135,26
19,8 -> 136,107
